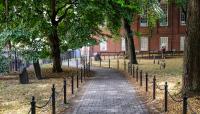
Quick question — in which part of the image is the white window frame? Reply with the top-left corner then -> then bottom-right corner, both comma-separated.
121,37 -> 126,51
160,4 -> 168,26
180,9 -> 186,26
140,11 -> 148,27
180,36 -> 185,51
160,37 -> 168,51
99,39 -> 107,51
140,37 -> 149,51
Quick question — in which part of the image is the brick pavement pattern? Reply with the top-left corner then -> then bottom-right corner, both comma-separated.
70,68 -> 148,114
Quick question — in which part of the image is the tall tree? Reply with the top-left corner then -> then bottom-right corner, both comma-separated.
183,0 -> 200,93
105,0 -> 162,64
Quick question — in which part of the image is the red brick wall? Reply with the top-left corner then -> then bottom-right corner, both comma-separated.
90,4 -> 186,54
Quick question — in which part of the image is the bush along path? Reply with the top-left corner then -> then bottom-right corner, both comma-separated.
64,67 -> 148,114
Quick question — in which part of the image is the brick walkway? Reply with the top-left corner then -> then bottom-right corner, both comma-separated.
66,68 -> 148,114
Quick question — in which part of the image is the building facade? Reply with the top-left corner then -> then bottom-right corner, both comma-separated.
90,2 -> 186,55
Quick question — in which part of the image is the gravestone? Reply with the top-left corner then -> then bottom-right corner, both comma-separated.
94,53 -> 101,61
19,68 -> 29,84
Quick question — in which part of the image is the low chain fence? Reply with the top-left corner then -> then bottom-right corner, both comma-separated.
90,56 -> 198,114
27,61 -> 90,114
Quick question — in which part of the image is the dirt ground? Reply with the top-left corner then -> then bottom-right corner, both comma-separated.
0,65 -> 92,114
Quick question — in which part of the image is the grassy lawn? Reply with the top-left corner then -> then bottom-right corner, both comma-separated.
92,57 -> 183,88
0,65 -> 88,114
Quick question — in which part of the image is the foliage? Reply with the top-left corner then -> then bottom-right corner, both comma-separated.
97,0 -> 163,38
0,54 -> 9,73
145,0 -> 164,30
0,0 -> 164,67
169,0 -> 188,15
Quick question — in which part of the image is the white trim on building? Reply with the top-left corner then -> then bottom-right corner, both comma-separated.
160,37 -> 168,51
140,37 -> 149,51
180,36 -> 185,51
160,3 -> 168,26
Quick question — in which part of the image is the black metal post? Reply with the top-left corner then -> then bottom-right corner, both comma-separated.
90,57 -> 92,66
153,76 -> 156,100
77,71 -> 79,88
128,63 -> 130,73
127,62 -> 130,73
52,84 -> 56,114
83,64 -> 85,80
71,75 -> 74,94
183,94 -> 188,114
85,56 -> 87,65
81,67 -> 83,83
31,96 -> 36,114
88,60 -> 91,72
76,59 -> 78,68
14,49 -> 17,71
124,58 -> 126,71
117,59 -> 119,69
164,82 -> 168,112
67,58 -> 69,67
132,65 -> 135,78
153,56 -> 155,64
130,64 -> 132,75
145,73 -> 148,92
163,63 -> 166,69
136,67 -> 138,82
140,70 -> 142,86
64,79 -> 67,104
100,59 -> 101,67
124,61 -> 126,71
109,58 -> 110,68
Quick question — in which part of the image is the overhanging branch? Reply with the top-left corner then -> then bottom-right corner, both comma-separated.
56,4 -> 73,23
95,29 -> 113,38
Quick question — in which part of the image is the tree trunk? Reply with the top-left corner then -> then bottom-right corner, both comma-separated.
183,0 -> 200,93
48,0 -> 63,73
125,37 -> 129,58
5,0 -> 12,72
124,19 -> 138,64
33,60 -> 42,79
49,28 -> 63,73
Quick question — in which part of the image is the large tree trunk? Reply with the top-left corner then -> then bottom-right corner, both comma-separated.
5,0 -> 12,72
48,0 -> 63,73
49,28 -> 63,73
124,19 -> 138,64
125,37 -> 129,58
183,0 -> 200,93
33,60 -> 42,79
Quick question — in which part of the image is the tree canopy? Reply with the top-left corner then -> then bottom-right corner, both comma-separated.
0,0 -> 164,71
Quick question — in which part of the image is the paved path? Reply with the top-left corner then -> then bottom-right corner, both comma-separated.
66,68 -> 148,114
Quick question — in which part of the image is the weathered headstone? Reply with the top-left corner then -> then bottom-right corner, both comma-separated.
19,68 -> 29,84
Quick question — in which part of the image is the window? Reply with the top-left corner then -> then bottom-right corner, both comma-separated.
180,10 -> 186,25
100,39 -> 107,51
140,11 -> 148,27
140,37 -> 148,51
160,4 -> 168,26
180,36 -> 185,51
160,37 -> 168,51
121,37 -> 126,51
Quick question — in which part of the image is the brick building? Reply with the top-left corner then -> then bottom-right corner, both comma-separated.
90,2 -> 186,56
